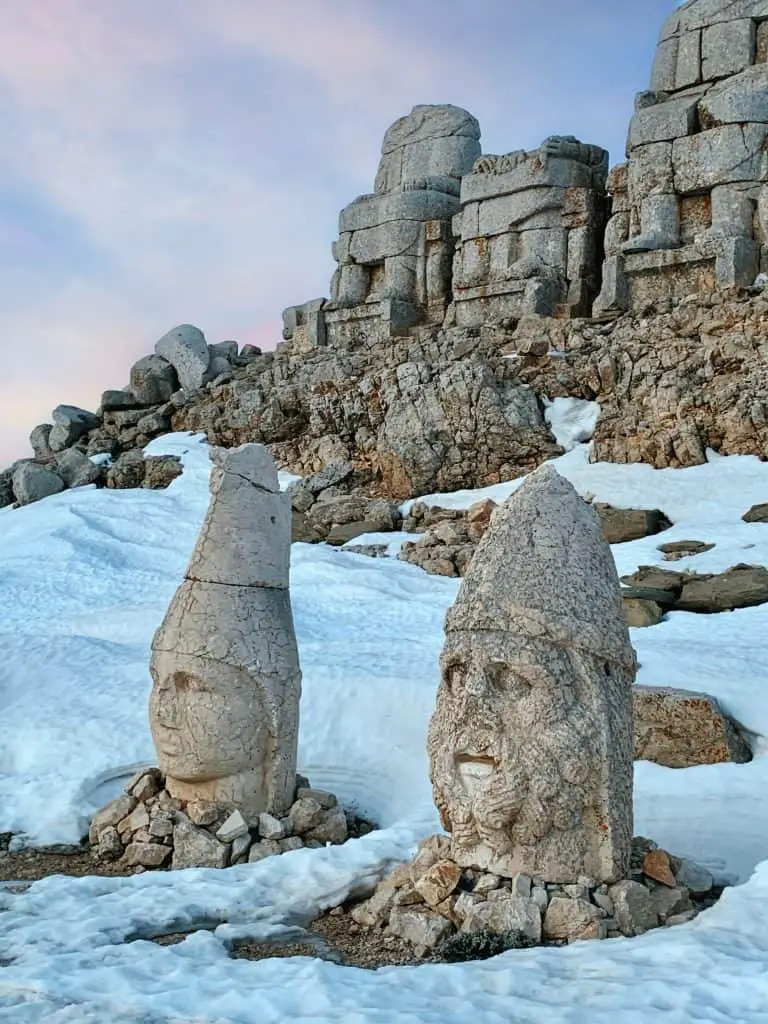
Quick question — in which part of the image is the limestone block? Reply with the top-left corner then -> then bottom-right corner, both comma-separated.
428,465 -> 635,884
374,105 -> 480,195
543,897 -> 603,940
123,842 -> 171,869
49,405 -> 100,451
11,462 -> 65,505
676,29 -> 702,89
651,36 -> 679,92
461,160 -> 593,206
155,324 -> 211,393
460,896 -> 542,942
702,19 -> 756,80
89,794 -> 137,845
604,214 -> 631,256
629,98 -> 698,149
339,189 -> 459,234
130,355 -> 178,406
608,880 -> 659,937
474,189 -> 568,238
388,905 -> 453,948
348,221 -> 422,264
700,65 -> 768,126
674,2 -> 768,34
634,685 -> 752,767
593,255 -> 629,313
629,142 -> 674,198
710,184 -> 755,237
171,817 -> 230,869
55,448 -> 101,489
185,446 -> 290,588
29,424 -> 53,460
216,809 -> 249,842
303,806 -> 348,845
674,858 -> 713,895
716,237 -> 759,288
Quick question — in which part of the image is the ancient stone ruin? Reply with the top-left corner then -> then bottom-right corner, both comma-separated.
149,443 -> 301,822
596,0 -> 768,313
428,465 -> 635,884
344,467 -> 718,951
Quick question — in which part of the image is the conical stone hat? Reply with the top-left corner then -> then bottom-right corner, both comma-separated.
445,463 -> 636,671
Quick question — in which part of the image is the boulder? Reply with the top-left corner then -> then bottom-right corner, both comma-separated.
388,906 -> 453,949
100,390 -> 140,412
123,842 -> 172,869
89,793 -> 138,845
154,325 -> 210,393
0,468 -> 14,509
55,449 -> 102,489
742,503 -> 768,523
633,685 -> 752,768
676,565 -> 768,613
209,340 -> 238,361
623,597 -> 664,628
608,880 -> 659,937
307,495 -> 402,532
48,405 -> 100,452
594,504 -> 672,544
303,806 -> 348,845
460,896 -> 542,943
94,826 -> 124,862
621,566 -> 684,597
11,462 -> 65,505
143,456 -> 182,489
171,817 -> 230,869
29,424 -> 54,460
106,451 -> 146,489
216,810 -> 249,842
673,858 -> 713,896
542,897 -> 603,941
414,860 -> 462,909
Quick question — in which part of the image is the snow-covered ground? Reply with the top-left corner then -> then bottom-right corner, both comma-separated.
0,429 -> 767,1022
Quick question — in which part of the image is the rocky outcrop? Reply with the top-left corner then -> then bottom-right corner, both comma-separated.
622,564 -> 768,614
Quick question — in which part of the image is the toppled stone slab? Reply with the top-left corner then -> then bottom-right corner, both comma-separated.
594,504 -> 672,544
633,685 -> 752,768
658,540 -> 715,561
621,565 -> 768,614
742,503 -> 768,523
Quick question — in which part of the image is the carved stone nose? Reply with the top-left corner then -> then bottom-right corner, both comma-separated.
465,669 -> 489,698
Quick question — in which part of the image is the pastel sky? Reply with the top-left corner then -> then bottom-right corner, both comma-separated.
0,0 -> 678,466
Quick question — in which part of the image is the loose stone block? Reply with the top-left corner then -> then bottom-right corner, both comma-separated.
171,818 -> 230,869
460,896 -> 542,943
428,464 -> 635,884
543,897 -> 603,940
629,98 -> 698,149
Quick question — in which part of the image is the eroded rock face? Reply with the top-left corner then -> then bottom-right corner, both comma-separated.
149,444 -> 301,823
427,464 -> 636,884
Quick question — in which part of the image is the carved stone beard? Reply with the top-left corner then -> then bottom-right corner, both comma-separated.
428,630 -> 627,882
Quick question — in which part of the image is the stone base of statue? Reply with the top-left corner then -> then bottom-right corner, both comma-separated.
341,833 -> 719,955
88,767 -> 372,871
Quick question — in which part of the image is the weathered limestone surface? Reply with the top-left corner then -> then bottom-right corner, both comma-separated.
452,136 -> 609,324
595,0 -> 768,313
149,444 -> 301,823
427,464 -> 636,884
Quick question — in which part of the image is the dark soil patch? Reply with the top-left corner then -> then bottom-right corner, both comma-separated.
0,841 -> 138,883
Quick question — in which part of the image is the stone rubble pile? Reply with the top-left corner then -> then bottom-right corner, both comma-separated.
344,834 -> 718,956
0,327 -> 259,509
89,768 -> 363,871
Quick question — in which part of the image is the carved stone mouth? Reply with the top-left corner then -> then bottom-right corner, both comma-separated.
456,754 -> 496,796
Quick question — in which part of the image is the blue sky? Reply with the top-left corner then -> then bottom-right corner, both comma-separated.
0,0 -> 678,464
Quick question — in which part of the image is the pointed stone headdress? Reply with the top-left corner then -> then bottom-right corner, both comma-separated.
445,463 -> 636,672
